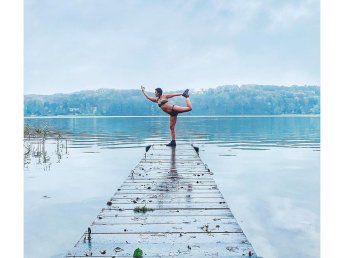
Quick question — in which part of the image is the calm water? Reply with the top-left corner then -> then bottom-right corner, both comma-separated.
24,116 -> 320,258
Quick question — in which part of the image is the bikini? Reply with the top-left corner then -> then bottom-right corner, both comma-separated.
158,99 -> 178,116
158,100 -> 168,107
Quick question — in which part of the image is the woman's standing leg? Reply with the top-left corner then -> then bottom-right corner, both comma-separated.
167,115 -> 177,146
170,115 -> 177,140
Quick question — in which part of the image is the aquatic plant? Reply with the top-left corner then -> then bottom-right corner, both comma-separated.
133,206 -> 154,213
24,124 -> 67,140
23,124 -> 69,170
35,127 -> 43,137
24,124 -> 31,139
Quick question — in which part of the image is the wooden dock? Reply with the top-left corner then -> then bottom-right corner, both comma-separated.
66,144 -> 259,257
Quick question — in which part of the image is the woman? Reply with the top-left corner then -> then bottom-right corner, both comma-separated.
141,85 -> 192,147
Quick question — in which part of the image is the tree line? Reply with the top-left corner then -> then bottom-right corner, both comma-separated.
24,85 -> 320,116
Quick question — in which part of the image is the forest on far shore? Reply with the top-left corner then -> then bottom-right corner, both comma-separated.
24,85 -> 320,116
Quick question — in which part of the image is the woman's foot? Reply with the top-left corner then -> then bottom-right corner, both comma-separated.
182,89 -> 189,98
166,140 -> 176,147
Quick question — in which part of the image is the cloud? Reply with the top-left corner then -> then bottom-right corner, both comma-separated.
24,0 -> 320,94
266,0 -> 319,31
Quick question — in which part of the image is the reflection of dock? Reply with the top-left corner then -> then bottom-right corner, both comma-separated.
66,144 -> 260,257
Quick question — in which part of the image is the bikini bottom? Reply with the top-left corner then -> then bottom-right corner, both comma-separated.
168,105 -> 179,116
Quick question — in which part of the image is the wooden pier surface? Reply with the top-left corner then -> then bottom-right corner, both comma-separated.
66,144 -> 259,257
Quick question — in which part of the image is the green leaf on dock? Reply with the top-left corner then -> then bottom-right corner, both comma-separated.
133,247 -> 143,257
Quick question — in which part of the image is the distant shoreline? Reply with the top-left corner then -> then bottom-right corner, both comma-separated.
24,85 -> 320,117
24,114 -> 320,119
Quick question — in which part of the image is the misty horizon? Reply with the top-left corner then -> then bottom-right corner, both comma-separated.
24,83 -> 320,96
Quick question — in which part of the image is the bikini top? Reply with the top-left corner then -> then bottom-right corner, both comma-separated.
158,99 -> 168,107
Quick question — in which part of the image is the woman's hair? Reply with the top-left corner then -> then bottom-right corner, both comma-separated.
155,88 -> 163,96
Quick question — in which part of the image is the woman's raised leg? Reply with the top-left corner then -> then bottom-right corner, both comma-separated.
172,97 -> 192,113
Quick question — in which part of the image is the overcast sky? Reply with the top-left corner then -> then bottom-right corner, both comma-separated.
24,0 -> 319,94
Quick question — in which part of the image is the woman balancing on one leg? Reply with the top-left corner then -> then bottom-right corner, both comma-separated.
141,85 -> 192,147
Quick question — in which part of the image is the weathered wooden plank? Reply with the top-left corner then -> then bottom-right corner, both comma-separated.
117,185 -> 219,191
123,177 -> 216,185
128,172 -> 213,178
67,243 -> 252,257
99,208 -> 233,217
126,176 -> 214,181
69,231 -> 250,245
128,173 -> 212,178
110,197 -> 225,203
89,221 -> 242,234
110,192 -> 224,199
133,164 -> 206,168
66,233 -> 254,257
145,155 -> 200,159
105,202 -> 229,210
138,163 -> 205,167
66,144 -> 259,257
93,215 -> 235,225
144,156 -> 201,160
119,183 -> 219,189
114,190 -> 223,195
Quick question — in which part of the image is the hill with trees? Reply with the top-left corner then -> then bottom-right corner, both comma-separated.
24,85 -> 320,116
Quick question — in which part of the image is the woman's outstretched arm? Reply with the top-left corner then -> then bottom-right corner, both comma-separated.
165,93 -> 182,99
141,86 -> 157,103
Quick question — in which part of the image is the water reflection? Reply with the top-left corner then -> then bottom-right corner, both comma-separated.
24,117 -> 320,173
167,147 -> 181,197
155,147 -> 179,209
24,116 -> 320,152
170,147 -> 177,175
23,117 -> 320,258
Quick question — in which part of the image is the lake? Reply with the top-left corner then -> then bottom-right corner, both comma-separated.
24,116 -> 320,258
